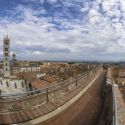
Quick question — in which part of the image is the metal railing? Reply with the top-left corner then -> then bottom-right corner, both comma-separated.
0,67 -> 101,113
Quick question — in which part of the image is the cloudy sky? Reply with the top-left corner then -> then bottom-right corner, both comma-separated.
0,0 -> 125,61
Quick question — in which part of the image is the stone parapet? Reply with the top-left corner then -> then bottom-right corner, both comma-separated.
112,84 -> 125,125
0,67 -> 102,124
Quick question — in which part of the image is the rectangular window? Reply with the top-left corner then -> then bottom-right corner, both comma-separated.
5,48 -> 8,51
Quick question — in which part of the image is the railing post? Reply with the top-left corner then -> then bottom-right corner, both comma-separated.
76,77 -> 78,86
46,88 -> 49,102
0,89 -> 2,95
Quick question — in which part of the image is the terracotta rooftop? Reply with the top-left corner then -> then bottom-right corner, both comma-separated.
31,79 -> 52,89
40,76 -> 56,83
17,72 -> 36,82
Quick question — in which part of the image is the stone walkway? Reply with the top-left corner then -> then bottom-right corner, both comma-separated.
38,70 -> 106,125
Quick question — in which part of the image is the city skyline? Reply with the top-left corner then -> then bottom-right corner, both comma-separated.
0,0 -> 125,61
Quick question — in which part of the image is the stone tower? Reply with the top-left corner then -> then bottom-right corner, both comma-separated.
3,35 -> 10,78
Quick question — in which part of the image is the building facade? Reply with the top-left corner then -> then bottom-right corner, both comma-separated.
0,35 -> 40,95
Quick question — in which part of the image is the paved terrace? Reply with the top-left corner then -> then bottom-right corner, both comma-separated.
112,84 -> 125,125
0,67 -> 102,125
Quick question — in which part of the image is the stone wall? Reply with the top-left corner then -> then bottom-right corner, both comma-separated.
0,67 -> 100,113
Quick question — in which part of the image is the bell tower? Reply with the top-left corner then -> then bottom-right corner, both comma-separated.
3,35 -> 10,78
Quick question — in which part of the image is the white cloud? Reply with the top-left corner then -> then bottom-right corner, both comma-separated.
32,51 -> 43,55
47,0 -> 58,4
0,0 -> 125,61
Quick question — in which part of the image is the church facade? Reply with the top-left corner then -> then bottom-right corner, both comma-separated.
0,35 -> 41,96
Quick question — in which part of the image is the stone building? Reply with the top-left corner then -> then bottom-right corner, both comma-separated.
107,66 -> 125,85
0,36 -> 40,95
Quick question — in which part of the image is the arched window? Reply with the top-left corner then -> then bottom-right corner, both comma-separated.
22,82 -> 24,88
29,83 -> 33,91
5,41 -> 8,45
5,53 -> 8,56
14,82 -> 17,88
5,58 -> 8,61
6,82 -> 9,87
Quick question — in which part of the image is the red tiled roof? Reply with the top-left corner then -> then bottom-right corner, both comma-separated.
31,79 -> 52,89
17,72 -> 36,82
40,76 -> 55,83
